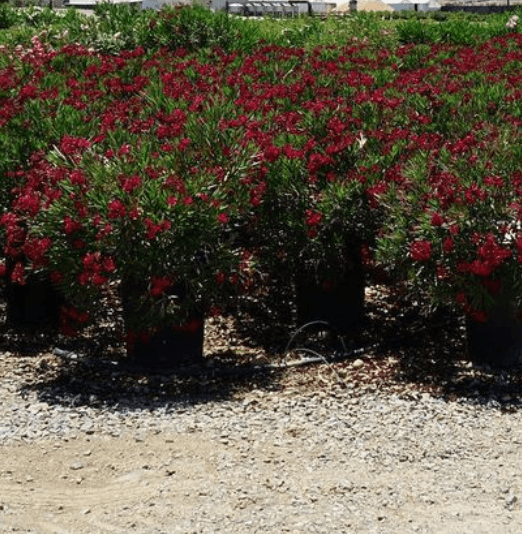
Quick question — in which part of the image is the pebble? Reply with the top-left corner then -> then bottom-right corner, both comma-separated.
69,462 -> 85,471
2,352 -> 522,532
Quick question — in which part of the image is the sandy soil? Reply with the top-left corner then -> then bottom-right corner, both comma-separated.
2,427 -> 522,534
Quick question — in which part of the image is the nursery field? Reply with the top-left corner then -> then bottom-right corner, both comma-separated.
3,5 -> 522,531
2,4 -> 522,363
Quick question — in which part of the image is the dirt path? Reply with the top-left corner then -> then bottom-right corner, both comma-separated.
2,428 -> 522,533
1,433 -> 224,533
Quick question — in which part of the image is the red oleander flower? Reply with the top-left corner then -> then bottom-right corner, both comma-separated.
464,183 -> 486,205
410,240 -> 432,262
19,84 -> 38,100
430,212 -> 444,226
60,135 -> 91,156
283,144 -> 304,160
69,170 -> 86,186
144,218 -> 160,240
366,183 -> 388,209
82,251 -> 102,272
484,175 -> 503,188
77,251 -> 115,287
17,38 -> 522,341
436,265 -> 450,280
120,174 -> 142,193
92,273 -> 108,286
10,262 -> 25,285
178,138 -> 191,151
64,216 -> 82,235
129,208 -> 140,220
164,175 -> 186,194
95,223 -> 114,241
103,256 -> 116,273
118,144 -> 131,157
22,237 -> 52,266
307,153 -> 334,174
150,275 -> 172,297
305,209 -> 322,227
108,200 -> 126,219
263,145 -> 280,163
442,237 -> 455,254
0,212 -> 18,229
60,305 -> 89,337
449,224 -> 460,235
475,234 -> 511,275
469,309 -> 488,323
467,260 -> 494,277
14,191 -> 40,217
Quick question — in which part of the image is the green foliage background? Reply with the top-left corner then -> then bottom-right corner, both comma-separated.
0,1 -> 520,52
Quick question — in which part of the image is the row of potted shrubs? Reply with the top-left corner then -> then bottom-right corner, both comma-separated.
3,32 -> 522,367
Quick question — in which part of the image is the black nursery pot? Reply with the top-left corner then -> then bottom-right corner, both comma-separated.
5,275 -> 62,330
127,316 -> 205,370
121,280 -> 205,369
466,298 -> 522,368
294,253 -> 365,334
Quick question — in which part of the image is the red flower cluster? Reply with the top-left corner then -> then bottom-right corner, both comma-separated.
3,31 -> 522,332
410,240 -> 432,262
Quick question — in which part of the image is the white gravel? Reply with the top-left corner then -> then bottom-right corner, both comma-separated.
2,348 -> 522,532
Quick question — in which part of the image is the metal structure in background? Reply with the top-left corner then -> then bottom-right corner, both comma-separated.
63,0 -> 142,8
226,0 -> 314,15
380,0 -> 430,10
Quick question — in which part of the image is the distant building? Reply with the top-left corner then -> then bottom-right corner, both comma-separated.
63,0 -> 142,9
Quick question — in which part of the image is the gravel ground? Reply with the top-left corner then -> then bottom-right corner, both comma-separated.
2,286 -> 522,532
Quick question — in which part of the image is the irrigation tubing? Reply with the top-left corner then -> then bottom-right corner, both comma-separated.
52,315 -> 455,378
